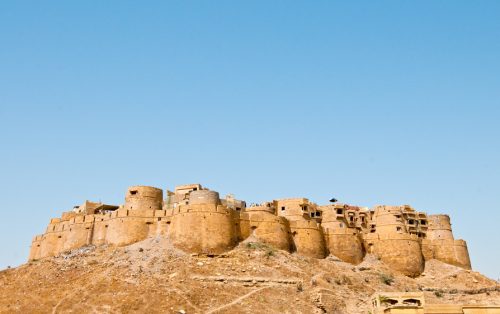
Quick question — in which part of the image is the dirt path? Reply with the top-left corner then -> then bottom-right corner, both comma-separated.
205,286 -> 271,314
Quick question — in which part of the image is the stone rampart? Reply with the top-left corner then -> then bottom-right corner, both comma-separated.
27,184 -> 473,276
422,238 -> 471,269
289,220 -> 326,259
239,208 -> 291,251
364,233 -> 424,277
323,228 -> 365,264
321,206 -> 365,264
168,204 -> 237,254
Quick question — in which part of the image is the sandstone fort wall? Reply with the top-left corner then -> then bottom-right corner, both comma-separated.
28,184 -> 472,277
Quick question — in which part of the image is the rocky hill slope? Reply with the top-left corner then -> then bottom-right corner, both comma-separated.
1,237 -> 498,313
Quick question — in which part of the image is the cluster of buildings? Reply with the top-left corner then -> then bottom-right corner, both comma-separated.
29,184 -> 471,277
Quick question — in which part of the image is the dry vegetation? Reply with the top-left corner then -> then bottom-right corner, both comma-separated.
0,237 -> 498,314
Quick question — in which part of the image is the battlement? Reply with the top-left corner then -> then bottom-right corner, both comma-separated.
28,183 -> 471,277
246,202 -> 276,214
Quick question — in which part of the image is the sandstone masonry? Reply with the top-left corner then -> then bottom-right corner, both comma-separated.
28,184 -> 471,277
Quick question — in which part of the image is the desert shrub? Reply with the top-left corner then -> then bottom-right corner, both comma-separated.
265,249 -> 275,258
246,242 -> 266,250
379,273 -> 394,285
296,281 -> 303,292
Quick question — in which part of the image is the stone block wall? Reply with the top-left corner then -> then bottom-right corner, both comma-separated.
28,184 -> 472,277
239,206 -> 291,251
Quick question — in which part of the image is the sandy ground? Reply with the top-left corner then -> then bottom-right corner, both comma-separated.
0,237 -> 498,313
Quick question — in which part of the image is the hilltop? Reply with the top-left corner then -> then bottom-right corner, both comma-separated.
1,236 -> 498,313
7,184 -> 499,313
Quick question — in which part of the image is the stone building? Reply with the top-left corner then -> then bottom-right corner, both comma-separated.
371,292 -> 500,313
29,184 -> 472,277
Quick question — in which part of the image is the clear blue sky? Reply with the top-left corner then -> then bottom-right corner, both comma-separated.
0,1 -> 499,279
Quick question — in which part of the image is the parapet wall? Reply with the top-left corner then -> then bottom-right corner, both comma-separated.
28,184 -> 472,277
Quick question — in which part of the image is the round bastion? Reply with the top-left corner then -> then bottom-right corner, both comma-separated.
239,205 -> 291,251
168,190 -> 237,254
188,190 -> 220,206
124,186 -> 163,211
107,186 -> 163,246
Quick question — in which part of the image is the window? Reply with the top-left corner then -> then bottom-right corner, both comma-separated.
409,219 -> 415,224
302,205 -> 308,211
397,227 -> 402,231
420,220 -> 426,225
403,299 -> 421,306
281,206 -> 285,211
336,209 -> 343,215
130,190 -> 138,195
381,299 -> 398,305
316,211 -> 321,217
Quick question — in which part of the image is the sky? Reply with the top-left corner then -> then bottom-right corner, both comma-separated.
0,1 -> 499,279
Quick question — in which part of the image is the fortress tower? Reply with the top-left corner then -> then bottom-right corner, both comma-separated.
421,214 -> 471,269
427,215 -> 454,240
168,189 -> 238,254
239,202 -> 291,251
106,186 -> 163,246
276,198 -> 326,258
364,205 -> 424,277
320,204 -> 365,264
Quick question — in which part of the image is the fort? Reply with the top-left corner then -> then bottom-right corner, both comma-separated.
29,184 -> 472,277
